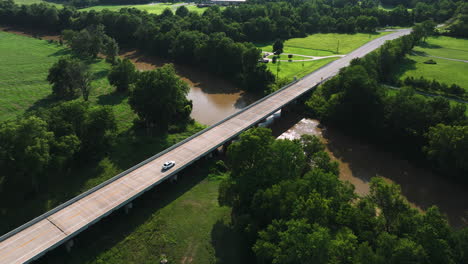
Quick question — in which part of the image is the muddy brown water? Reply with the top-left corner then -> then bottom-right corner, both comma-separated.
276,117 -> 468,228
122,50 -> 258,125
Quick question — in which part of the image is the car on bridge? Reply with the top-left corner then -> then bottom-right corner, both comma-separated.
162,161 -> 176,171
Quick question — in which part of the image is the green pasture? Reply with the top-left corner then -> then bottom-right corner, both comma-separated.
38,160 -> 248,264
267,54 -> 313,60
413,36 -> 468,60
13,0 -> 62,7
256,32 -> 391,57
80,2 -> 208,14
268,57 -> 338,80
398,36 -> 468,91
0,31 -> 136,128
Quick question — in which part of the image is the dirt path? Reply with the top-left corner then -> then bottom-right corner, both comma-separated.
0,26 -> 60,41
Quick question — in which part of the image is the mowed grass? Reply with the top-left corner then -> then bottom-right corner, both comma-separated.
255,32 -> 391,56
80,3 -> 208,14
36,160 -> 249,264
398,36 -> 468,91
0,31 -> 69,121
268,57 -> 338,80
0,31 -> 135,128
13,0 -> 62,7
414,36 -> 468,60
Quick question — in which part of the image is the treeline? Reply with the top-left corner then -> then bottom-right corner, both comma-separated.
0,102 -> 116,192
401,76 -> 466,100
446,2 -> 468,38
66,0 -> 150,9
305,29 -> 468,182
0,0 -> 459,91
219,127 -> 468,264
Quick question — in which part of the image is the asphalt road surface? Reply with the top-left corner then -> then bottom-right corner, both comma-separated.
0,28 -> 411,264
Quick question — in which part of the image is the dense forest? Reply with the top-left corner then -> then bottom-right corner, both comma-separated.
220,127 -> 468,264
305,27 -> 468,183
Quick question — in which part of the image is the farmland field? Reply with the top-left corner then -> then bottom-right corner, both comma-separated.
255,32 -> 392,56
80,2 -> 209,14
398,36 -> 468,91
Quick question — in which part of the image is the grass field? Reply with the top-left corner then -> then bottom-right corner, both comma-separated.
80,2 -> 208,14
266,54 -> 313,60
398,36 -> 468,91
37,160 -> 250,264
0,31 -> 135,127
255,32 -> 391,57
13,0 -> 62,7
268,57 -> 338,80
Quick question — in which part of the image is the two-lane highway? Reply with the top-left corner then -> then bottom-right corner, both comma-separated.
0,29 -> 411,264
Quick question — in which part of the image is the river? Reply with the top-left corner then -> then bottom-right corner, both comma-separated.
126,49 -> 467,227
275,117 -> 468,228
123,50 -> 258,125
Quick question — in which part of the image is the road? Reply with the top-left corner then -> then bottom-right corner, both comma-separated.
0,29 -> 411,264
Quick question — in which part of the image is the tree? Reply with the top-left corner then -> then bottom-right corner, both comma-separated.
300,134 -> 325,162
108,58 -> 137,92
129,64 -> 191,131
0,116 -> 53,191
254,219 -> 331,264
102,36 -> 119,64
273,39 -> 284,55
369,177 -> 411,233
424,124 -> 468,179
47,57 -> 91,100
63,24 -> 109,58
175,5 -> 189,17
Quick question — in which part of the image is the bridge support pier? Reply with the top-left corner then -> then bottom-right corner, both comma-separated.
65,239 -> 74,253
124,202 -> 133,214
170,174 -> 178,183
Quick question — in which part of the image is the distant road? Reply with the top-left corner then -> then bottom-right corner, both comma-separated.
0,28 -> 411,264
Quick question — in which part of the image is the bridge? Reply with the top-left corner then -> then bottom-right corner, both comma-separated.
0,29 -> 410,264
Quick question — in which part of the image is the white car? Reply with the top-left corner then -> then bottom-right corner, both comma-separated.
162,161 -> 175,171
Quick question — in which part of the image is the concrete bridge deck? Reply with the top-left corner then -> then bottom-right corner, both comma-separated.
0,29 -> 410,264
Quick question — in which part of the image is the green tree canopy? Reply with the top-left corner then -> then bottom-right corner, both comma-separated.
108,58 -> 137,92
129,64 -> 191,131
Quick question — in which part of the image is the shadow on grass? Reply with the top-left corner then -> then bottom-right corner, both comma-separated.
48,48 -> 71,57
97,91 -> 127,106
419,42 -> 443,49
393,57 -> 417,80
36,159 -> 215,264
93,69 -> 110,80
25,95 -> 61,113
211,221 -> 254,264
